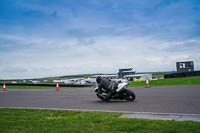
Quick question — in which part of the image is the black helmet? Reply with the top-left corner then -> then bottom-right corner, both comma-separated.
96,76 -> 102,83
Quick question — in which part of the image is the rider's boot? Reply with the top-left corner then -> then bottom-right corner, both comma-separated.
105,92 -> 112,101
96,94 -> 105,99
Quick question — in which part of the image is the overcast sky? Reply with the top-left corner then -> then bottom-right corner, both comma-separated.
0,0 -> 200,79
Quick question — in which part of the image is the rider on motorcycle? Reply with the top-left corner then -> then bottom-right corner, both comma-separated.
96,76 -> 118,101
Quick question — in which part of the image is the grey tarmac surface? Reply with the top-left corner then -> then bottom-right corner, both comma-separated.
0,85 -> 200,121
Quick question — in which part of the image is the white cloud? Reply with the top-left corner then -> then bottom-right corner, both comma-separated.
0,33 -> 200,79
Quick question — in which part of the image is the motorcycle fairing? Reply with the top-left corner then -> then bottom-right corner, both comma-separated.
116,82 -> 128,92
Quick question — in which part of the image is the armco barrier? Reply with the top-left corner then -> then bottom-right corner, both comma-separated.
0,83 -> 94,87
164,71 -> 200,78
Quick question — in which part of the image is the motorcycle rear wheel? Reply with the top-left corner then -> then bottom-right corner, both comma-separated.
125,89 -> 136,101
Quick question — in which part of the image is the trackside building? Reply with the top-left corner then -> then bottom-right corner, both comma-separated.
118,68 -> 136,78
176,61 -> 194,72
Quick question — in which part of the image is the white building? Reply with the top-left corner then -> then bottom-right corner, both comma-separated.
53,80 -> 65,83
32,80 -> 40,84
125,74 -> 152,81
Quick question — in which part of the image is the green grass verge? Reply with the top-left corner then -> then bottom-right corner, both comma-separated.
0,108 -> 199,133
128,76 -> 200,87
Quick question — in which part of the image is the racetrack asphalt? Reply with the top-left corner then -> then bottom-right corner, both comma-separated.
0,85 -> 200,115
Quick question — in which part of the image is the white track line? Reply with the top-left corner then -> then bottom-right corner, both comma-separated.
0,106 -> 200,116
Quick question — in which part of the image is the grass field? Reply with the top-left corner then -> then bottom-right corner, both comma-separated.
0,108 -> 199,133
128,76 -> 200,87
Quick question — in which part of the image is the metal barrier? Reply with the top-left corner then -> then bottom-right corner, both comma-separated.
0,83 -> 94,87
164,71 -> 200,78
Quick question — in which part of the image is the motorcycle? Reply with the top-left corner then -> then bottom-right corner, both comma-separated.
94,82 -> 136,101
